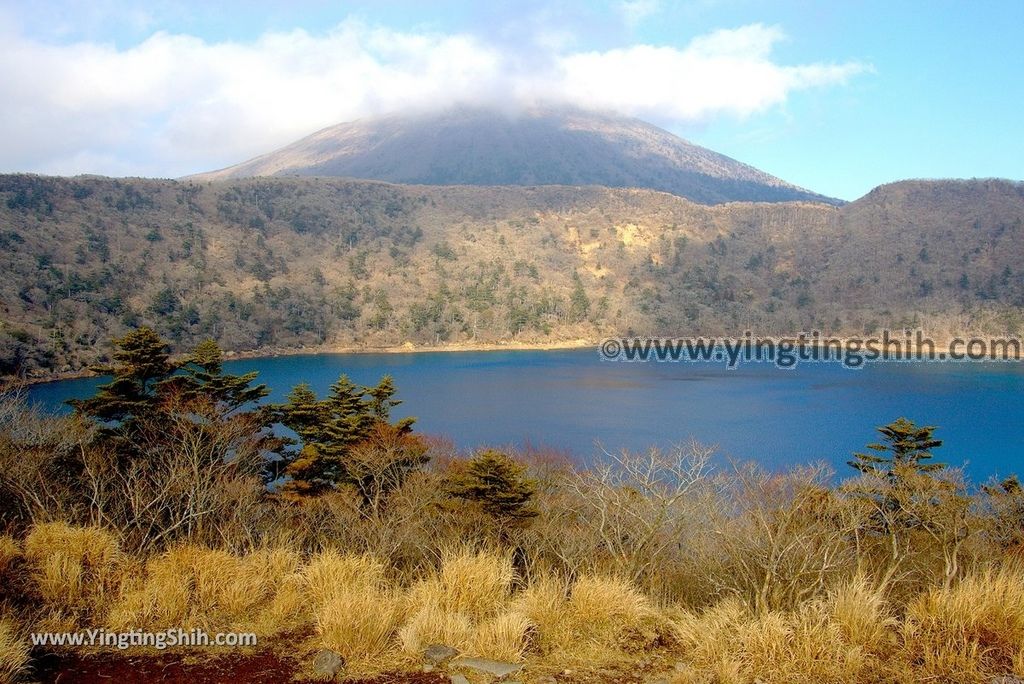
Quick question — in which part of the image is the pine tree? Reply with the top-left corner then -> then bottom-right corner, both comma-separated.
367,375 -> 404,422
448,450 -> 538,522
69,327 -> 174,433
274,373 -> 420,498
72,331 -> 280,473
848,417 -> 945,480
322,374 -> 374,449
569,271 -> 590,322
172,339 -> 269,415
279,444 -> 338,497
277,383 -> 328,444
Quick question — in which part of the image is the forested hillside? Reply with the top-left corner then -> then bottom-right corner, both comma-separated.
1,174 -> 1022,377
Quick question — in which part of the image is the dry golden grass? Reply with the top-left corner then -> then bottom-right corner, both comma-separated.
108,544 -> 300,633
669,596 -> 749,674
0,535 -> 20,577
904,564 -> 1024,682
303,550 -> 406,673
250,552 -> 308,635
829,576 -> 896,654
0,617 -> 29,683
400,548 -> 523,660
568,576 -> 663,651
509,574 -> 570,655
315,586 -> 406,673
511,573 -> 664,665
22,522 -> 123,622
302,549 -> 387,601
670,578 -> 896,684
468,612 -> 534,662
407,548 -> 515,620
10,521 -> 1024,684
399,603 -> 473,656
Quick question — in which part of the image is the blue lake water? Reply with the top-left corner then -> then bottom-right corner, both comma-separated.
24,350 -> 1024,484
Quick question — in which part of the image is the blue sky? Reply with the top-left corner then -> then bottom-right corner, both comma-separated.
0,0 -> 1021,200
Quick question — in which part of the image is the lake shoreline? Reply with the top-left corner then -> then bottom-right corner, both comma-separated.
7,338 -> 599,387
7,335 -> 1010,388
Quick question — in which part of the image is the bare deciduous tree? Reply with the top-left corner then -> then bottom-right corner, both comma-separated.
562,440 -> 715,585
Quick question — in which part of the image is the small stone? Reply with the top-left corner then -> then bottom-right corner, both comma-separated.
423,664 -> 434,673
452,657 -> 522,678
449,675 -> 470,684
424,643 -> 460,664
312,649 -> 345,678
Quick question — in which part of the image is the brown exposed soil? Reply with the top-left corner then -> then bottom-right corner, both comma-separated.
32,650 -> 303,683
27,648 -> 668,683
30,649 -> 452,684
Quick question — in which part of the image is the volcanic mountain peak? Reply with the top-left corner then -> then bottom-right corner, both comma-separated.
193,104 -> 838,205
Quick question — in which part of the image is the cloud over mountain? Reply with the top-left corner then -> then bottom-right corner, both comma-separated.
193,104 -> 839,205
0,19 -> 865,177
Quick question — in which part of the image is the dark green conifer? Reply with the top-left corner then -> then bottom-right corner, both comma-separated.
69,327 -> 174,433
274,373 -> 420,498
173,339 -> 269,415
448,449 -> 538,522
848,417 -> 945,479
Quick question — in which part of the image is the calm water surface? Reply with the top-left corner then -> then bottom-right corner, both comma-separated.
26,350 -> 1024,484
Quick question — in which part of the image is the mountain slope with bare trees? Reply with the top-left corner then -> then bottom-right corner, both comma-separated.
1,174 -> 1022,378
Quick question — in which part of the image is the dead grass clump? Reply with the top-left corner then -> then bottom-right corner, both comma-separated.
568,575 -> 665,652
398,604 -> 473,656
828,576 -> 896,655
0,535 -> 20,576
108,544 -> 300,633
408,548 -> 515,619
509,574 -> 570,655
669,597 -> 749,672
0,616 -> 29,682
513,573 -> 664,664
249,549 -> 309,635
304,549 -> 405,673
303,549 -> 387,603
904,565 -> 1024,682
400,548 -> 521,660
467,612 -> 534,662
22,522 -> 123,623
315,587 -> 405,673
670,578 -> 895,683
0,535 -> 22,602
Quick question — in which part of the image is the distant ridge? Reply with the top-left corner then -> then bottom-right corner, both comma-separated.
2,174 -> 1022,378
191,105 -> 839,205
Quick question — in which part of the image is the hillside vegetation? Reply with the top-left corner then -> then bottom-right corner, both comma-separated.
1,174 -> 1023,378
3,333 -> 1024,682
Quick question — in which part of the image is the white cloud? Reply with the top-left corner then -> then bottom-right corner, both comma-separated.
0,20 -> 866,176
550,25 -> 865,122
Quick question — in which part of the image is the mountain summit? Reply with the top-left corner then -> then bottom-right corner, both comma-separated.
192,105 -> 837,205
